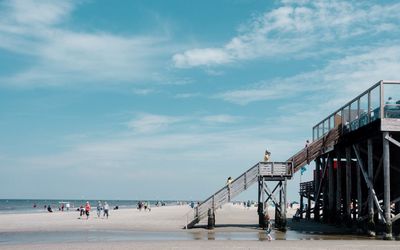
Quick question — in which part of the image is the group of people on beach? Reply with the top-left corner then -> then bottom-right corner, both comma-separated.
79,202 -> 92,219
96,201 -> 110,219
78,201 -> 109,219
137,201 -> 151,211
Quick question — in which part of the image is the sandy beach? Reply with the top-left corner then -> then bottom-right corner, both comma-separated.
0,204 -> 193,233
1,203 -> 398,249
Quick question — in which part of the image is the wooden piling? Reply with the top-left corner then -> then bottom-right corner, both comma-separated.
383,132 -> 392,239
366,139 -> 375,235
336,150 -> 342,224
314,157 -> 321,222
345,147 -> 352,226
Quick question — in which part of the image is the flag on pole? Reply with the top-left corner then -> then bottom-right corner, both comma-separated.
301,166 -> 307,175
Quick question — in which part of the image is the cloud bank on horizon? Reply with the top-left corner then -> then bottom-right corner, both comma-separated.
0,0 -> 399,200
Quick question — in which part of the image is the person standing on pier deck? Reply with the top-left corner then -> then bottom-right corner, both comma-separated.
264,150 -> 271,162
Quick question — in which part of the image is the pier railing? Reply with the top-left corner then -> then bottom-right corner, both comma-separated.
289,126 -> 341,173
300,181 -> 314,195
312,81 -> 400,141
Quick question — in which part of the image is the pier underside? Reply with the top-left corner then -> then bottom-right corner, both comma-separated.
300,119 -> 400,239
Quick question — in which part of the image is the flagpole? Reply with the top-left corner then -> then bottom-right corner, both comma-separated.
300,171 -> 302,184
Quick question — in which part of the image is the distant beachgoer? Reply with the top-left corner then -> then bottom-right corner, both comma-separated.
264,150 -> 271,162
305,140 -> 310,148
265,213 -> 272,241
79,205 -> 85,218
190,201 -> 195,209
33,203 -> 37,208
146,201 -> 151,212
85,201 -> 91,220
66,202 -> 70,211
113,205 -> 119,210
97,201 -> 102,218
103,202 -> 109,219
47,205 -> 53,213
247,200 -> 251,209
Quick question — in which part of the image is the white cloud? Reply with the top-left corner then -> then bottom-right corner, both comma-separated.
0,0 -> 173,86
127,114 -> 183,134
132,88 -> 156,95
202,114 -> 240,124
126,113 -> 243,133
215,73 -> 322,105
174,92 -> 201,99
172,48 -> 232,68
216,44 -> 400,106
1,0 -> 73,27
172,1 -> 400,68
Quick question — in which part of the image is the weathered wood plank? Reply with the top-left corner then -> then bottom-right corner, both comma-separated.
381,118 -> 400,131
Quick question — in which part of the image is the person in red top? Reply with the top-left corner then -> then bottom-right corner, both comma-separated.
85,201 -> 91,220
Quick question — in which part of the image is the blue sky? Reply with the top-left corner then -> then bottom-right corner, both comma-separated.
1,0 -> 400,201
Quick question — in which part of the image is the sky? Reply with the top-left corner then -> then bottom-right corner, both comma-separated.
1,0 -> 400,202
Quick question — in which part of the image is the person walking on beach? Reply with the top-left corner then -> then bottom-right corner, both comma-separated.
145,201 -> 151,212
103,202 -> 109,219
79,205 -> 85,218
96,201 -> 102,218
85,201 -> 91,220
246,200 -> 251,209
265,213 -> 272,241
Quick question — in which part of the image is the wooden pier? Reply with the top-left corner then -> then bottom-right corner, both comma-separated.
186,80 -> 400,239
297,80 -> 400,239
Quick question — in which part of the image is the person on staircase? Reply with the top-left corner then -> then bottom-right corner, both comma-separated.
305,140 -> 310,164
226,177 -> 233,202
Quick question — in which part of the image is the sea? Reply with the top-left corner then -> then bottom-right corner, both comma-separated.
0,199 -> 182,214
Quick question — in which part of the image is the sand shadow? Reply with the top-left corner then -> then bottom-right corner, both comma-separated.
189,223 -> 260,230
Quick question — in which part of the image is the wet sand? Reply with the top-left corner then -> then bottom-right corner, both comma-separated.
0,204 -> 396,249
2,240 -> 400,250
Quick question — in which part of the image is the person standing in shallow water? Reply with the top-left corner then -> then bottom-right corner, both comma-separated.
265,213 -> 272,241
